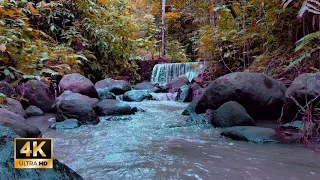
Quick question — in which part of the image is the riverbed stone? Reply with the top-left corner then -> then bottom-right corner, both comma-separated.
16,80 -> 55,112
282,73 -> 320,123
26,105 -> 44,116
221,126 -> 277,143
166,75 -> 189,92
133,81 -> 160,92
53,90 -> 99,109
212,101 -> 256,128
4,98 -> 26,117
93,99 -> 133,116
50,119 -> 80,130
0,125 -> 83,180
95,78 -> 131,95
123,90 -> 151,102
0,108 -> 41,138
0,81 -> 15,97
56,98 -> 99,125
150,92 -> 178,101
186,113 -> 212,126
176,85 -> 192,102
97,88 -> 116,100
184,72 -> 287,120
59,73 -> 98,98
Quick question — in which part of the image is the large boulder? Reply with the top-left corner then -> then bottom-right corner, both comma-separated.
176,85 -> 192,102
0,108 -> 41,138
56,98 -> 99,125
26,105 -> 44,116
93,99 -> 133,116
0,125 -> 83,180
123,90 -> 151,102
282,73 -> 320,123
59,73 -> 98,98
184,72 -> 287,120
53,90 -> 99,109
212,101 -> 256,128
221,126 -> 277,143
4,98 -> 26,117
0,81 -> 15,97
97,88 -> 116,100
166,75 -> 189,92
95,78 -> 131,95
16,80 -> 55,112
133,82 -> 160,92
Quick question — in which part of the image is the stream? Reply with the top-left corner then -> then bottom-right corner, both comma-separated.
28,101 -> 320,180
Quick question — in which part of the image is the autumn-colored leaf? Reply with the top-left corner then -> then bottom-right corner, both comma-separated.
28,3 -> 38,15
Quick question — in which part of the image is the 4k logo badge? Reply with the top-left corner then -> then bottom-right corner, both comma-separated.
14,138 -> 53,168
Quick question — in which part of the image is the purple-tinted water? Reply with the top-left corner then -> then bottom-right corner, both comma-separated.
29,101 -> 320,180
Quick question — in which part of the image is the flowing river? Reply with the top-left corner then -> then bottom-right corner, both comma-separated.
28,101 -> 320,180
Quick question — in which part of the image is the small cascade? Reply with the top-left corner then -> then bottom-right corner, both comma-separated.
151,62 -> 205,85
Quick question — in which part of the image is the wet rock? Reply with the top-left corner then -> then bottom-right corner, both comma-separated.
123,90 -> 151,102
190,82 -> 202,91
0,108 -> 41,138
103,116 -> 132,121
56,98 -> 99,125
0,81 -> 15,97
93,99 -> 133,116
50,119 -> 80,130
4,98 -> 26,117
133,81 -> 160,92
59,73 -> 98,98
176,85 -> 192,102
0,125 -> 83,180
26,105 -> 44,116
16,80 -> 55,112
150,92 -> 178,101
184,72 -> 286,120
221,126 -> 277,143
282,73 -> 320,123
53,90 -> 99,109
131,106 -> 146,113
95,78 -> 131,95
212,101 -> 256,128
97,88 -> 116,100
186,114 -> 212,126
166,75 -> 189,92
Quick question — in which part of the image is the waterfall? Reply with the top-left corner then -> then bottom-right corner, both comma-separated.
151,62 -> 205,85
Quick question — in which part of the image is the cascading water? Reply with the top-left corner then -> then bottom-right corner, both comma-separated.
151,62 -> 205,85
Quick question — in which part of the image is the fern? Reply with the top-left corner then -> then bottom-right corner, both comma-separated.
295,31 -> 320,51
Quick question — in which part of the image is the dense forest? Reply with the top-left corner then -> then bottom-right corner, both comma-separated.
0,0 -> 319,83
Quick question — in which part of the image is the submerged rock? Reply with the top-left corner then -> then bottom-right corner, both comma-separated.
97,88 -> 116,100
26,105 -> 44,116
50,119 -> 80,130
184,72 -> 286,120
93,99 -> 133,116
103,116 -> 132,121
212,101 -> 256,128
150,92 -> 178,101
221,126 -> 277,143
176,85 -> 192,102
56,98 -> 99,125
16,80 -> 55,112
282,73 -> 320,123
0,81 -> 16,97
5,98 -> 26,117
0,125 -> 83,180
95,78 -> 131,95
186,114 -> 211,126
123,90 -> 151,102
0,108 -> 41,138
59,73 -> 98,98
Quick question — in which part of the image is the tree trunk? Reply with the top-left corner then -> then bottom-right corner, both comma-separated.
160,0 -> 166,57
